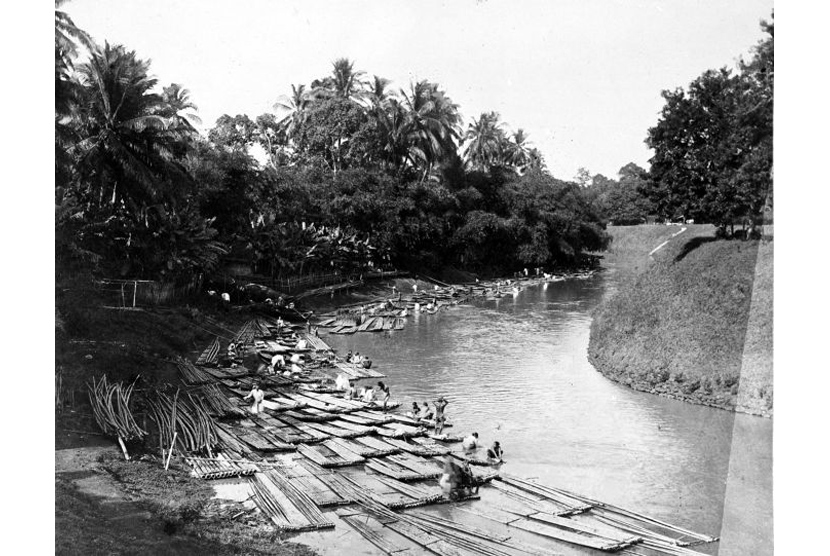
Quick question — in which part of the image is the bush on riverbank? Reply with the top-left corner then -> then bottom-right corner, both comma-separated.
588,226 -> 773,416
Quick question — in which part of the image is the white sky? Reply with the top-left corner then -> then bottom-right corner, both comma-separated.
65,0 -> 772,180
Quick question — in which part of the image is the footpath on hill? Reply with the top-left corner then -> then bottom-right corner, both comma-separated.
588,225 -> 773,417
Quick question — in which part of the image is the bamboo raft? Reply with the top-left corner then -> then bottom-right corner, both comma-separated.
250,472 -> 334,532
92,295 -> 716,556
194,337 -> 220,366
186,455 -> 258,479
298,442 -> 365,468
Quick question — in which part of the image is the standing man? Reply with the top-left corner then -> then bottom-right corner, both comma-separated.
434,396 -> 449,435
244,383 -> 265,414
377,381 -> 391,412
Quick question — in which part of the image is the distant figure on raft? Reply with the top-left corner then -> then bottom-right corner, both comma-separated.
487,441 -> 504,463
433,396 -> 449,435
377,381 -> 391,411
439,455 -> 479,498
244,383 -> 265,414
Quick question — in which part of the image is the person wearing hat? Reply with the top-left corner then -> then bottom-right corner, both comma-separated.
244,383 -> 265,414
434,396 -> 449,435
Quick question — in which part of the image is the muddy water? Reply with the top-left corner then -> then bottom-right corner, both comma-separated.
324,276 -> 773,555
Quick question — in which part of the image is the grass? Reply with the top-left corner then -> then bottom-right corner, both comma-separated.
588,225 -> 773,416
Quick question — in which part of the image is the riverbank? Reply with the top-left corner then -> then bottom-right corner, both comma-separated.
54,266 -> 593,554
588,225 -> 773,417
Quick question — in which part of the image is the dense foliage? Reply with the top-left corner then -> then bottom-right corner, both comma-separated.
643,17 -> 773,234
55,2 -> 608,283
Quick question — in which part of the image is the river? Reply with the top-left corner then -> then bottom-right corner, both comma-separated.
322,274 -> 773,555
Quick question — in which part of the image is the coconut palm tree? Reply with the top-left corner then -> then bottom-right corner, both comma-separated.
310,58 -> 367,103
55,0 -> 93,64
462,112 -> 506,171
367,75 -> 394,106
274,83 -> 313,139
56,0 -> 94,187
401,80 -> 462,180
373,98 -> 412,171
74,43 -> 196,213
502,128 -> 532,173
162,83 -> 201,132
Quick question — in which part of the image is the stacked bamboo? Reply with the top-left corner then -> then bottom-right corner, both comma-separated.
146,390 -> 218,455
186,455 -> 258,479
195,337 -> 220,366
176,358 -> 214,385
189,384 -> 246,418
250,472 -> 334,532
497,475 -> 717,555
88,376 -> 147,444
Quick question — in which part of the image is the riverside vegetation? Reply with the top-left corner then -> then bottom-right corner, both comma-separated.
588,225 -> 773,416
55,4 -> 773,553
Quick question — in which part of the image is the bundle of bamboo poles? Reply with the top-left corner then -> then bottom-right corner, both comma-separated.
175,357 -> 214,385
497,474 -> 717,555
190,384 -> 246,418
195,337 -> 221,366
146,389 -> 218,457
88,376 -> 147,459
186,456 -> 258,479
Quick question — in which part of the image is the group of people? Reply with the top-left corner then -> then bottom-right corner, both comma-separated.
335,374 -> 392,411
461,431 -> 504,463
405,396 -> 449,435
268,350 -> 305,376
345,350 -> 372,369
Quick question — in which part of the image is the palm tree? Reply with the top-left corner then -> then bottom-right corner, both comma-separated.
56,0 -> 94,187
274,83 -> 313,139
367,75 -> 394,106
502,128 -> 532,173
55,0 -> 93,64
309,58 -> 368,104
373,99 -> 412,171
401,80 -> 462,180
462,112 -> 506,171
162,83 -> 201,132
74,43 -> 196,213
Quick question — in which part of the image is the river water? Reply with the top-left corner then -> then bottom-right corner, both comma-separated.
324,274 -> 773,555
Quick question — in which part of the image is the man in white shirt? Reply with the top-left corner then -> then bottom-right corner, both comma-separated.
462,432 -> 479,451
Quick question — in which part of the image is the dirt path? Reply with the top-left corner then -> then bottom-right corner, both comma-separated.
648,226 -> 687,259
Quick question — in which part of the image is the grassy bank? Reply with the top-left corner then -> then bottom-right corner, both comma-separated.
588,225 -> 773,416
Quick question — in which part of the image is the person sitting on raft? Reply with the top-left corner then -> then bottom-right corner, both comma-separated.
462,432 -> 479,451
353,352 -> 363,365
439,456 -> 479,498
225,342 -> 241,367
407,402 -> 420,418
486,441 -> 504,463
420,401 -> 434,421
270,353 -> 285,373
362,357 -> 372,369
295,338 -> 308,350
345,350 -> 353,363
361,386 -> 375,404
345,381 -> 357,400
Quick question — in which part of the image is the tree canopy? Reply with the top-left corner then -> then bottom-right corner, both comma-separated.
644,16 -> 773,232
